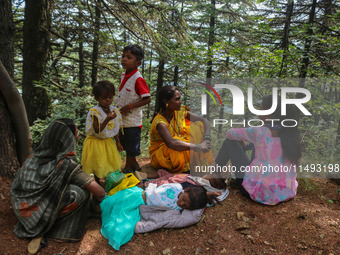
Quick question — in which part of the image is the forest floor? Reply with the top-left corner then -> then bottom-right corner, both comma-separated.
0,158 -> 339,255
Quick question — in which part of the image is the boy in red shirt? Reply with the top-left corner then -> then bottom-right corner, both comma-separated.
115,45 -> 151,173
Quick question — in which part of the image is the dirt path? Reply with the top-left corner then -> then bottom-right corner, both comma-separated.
1,160 -> 339,255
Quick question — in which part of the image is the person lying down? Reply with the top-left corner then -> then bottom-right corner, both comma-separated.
138,170 -> 229,208
100,183 -> 220,250
100,172 -> 227,250
142,183 -> 221,210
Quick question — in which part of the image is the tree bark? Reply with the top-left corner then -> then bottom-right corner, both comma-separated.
0,1 -> 17,178
78,7 -> 85,88
146,51 -> 153,119
0,61 -> 32,178
174,66 -> 179,87
22,0 -> 52,125
154,59 -> 165,114
298,0 -> 317,86
206,0 -> 215,119
336,119 -> 340,154
0,0 -> 14,79
279,0 -> 294,78
0,2 -> 31,178
91,3 -> 101,86
0,0 -> 18,178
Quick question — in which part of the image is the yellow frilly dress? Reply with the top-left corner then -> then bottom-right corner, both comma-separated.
149,105 -> 213,173
81,105 -> 123,178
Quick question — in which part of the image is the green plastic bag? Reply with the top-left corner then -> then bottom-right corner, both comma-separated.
105,170 -> 125,193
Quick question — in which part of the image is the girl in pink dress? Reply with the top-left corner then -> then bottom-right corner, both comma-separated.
215,95 -> 302,205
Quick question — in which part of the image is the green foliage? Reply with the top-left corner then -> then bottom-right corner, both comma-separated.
11,0 -> 340,166
30,78 -> 95,159
140,116 -> 152,158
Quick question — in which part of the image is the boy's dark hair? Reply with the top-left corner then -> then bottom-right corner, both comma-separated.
92,80 -> 115,98
186,186 -> 209,210
262,95 -> 302,164
123,44 -> 144,61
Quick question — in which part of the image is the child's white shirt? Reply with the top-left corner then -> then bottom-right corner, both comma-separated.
145,183 -> 183,210
85,105 -> 122,139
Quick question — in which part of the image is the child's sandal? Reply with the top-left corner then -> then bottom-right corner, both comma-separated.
122,163 -> 141,173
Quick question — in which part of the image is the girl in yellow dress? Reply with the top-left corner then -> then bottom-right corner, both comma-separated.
81,80 -> 123,181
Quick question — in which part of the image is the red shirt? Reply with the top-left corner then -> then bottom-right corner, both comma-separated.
119,68 -> 150,97
119,68 -> 150,129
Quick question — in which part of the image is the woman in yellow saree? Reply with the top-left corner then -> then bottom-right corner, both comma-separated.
149,86 -> 213,173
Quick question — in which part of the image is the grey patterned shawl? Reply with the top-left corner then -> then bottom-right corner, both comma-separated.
11,120 -> 80,238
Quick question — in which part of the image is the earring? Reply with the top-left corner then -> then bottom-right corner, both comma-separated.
166,103 -> 168,108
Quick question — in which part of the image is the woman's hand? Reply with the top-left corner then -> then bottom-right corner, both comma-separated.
86,181 -> 105,202
200,140 -> 211,152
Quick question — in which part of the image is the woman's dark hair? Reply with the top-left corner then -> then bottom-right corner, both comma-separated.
123,44 -> 144,61
150,85 -> 180,123
185,186 -> 218,210
156,85 -> 179,112
92,80 -> 115,98
57,118 -> 76,136
262,95 -> 302,164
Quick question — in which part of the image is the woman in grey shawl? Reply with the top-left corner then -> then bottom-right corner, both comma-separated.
11,119 -> 105,254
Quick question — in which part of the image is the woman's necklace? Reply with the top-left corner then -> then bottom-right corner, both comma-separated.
161,110 -> 180,136
164,113 -> 173,123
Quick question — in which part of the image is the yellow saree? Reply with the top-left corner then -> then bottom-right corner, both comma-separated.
149,106 -> 213,173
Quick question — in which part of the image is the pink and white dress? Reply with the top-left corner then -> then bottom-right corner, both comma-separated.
226,126 -> 298,205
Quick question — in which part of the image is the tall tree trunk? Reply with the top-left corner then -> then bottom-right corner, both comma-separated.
174,66 -> 179,87
154,59 -> 165,114
206,0 -> 215,119
91,3 -> 101,86
0,0 -> 14,79
336,119 -> 340,154
146,51 -> 153,119
298,0 -> 317,86
279,0 -> 294,78
22,0 -> 51,125
218,31 -> 232,137
0,62 -> 32,178
78,8 -> 85,88
0,1 -> 20,178
319,0 -> 333,34
79,40 -> 85,87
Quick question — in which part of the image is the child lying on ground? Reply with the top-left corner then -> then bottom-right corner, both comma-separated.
142,183 -> 221,210
101,183 -> 220,250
